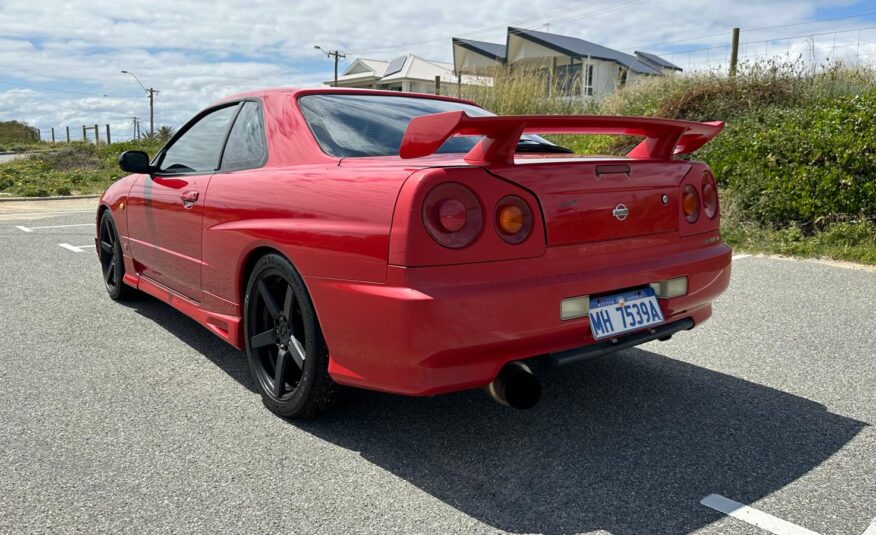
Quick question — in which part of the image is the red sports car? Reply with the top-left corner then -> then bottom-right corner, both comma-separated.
97,88 -> 731,418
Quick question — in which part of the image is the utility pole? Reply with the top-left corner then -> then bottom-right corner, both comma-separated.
147,87 -> 157,135
131,117 -> 141,140
121,70 -> 158,135
729,27 -> 740,77
314,46 -> 347,86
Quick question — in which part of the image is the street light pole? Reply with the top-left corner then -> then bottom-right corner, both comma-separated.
314,46 -> 347,86
121,70 -> 158,136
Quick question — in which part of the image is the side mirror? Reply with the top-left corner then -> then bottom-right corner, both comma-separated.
119,151 -> 153,174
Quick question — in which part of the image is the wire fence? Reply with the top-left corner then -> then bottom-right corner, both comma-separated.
661,25 -> 876,73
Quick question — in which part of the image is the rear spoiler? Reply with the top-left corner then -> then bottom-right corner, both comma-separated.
399,111 -> 723,166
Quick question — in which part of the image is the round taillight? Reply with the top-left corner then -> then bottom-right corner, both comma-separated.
495,195 -> 532,244
422,183 -> 482,249
702,173 -> 718,219
682,184 -> 700,223
438,199 -> 467,232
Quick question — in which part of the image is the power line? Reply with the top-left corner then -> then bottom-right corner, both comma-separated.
0,78 -> 134,99
619,11 -> 876,54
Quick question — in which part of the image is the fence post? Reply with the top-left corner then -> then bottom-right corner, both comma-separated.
94,124 -> 99,145
51,128 -> 55,143
82,125 -> 87,141
729,27 -> 740,77
434,75 -> 441,95
105,124 -> 111,145
66,126 -> 70,143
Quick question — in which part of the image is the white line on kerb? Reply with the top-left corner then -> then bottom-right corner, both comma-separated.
701,494 -> 820,535
58,243 -> 95,253
14,223 -> 92,232
732,254 -> 752,260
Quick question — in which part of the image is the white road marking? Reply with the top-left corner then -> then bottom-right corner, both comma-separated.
701,494 -> 820,535
14,223 -> 92,232
863,518 -> 876,535
58,243 -> 95,253
732,254 -> 752,260
0,209 -> 93,218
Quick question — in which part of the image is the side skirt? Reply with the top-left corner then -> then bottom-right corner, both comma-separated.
125,270 -> 244,351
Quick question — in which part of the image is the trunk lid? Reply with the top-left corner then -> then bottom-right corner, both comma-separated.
491,160 -> 691,245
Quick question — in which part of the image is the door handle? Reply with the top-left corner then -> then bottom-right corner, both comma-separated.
181,190 -> 199,208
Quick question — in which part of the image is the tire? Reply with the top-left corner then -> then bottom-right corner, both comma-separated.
243,253 -> 339,418
98,210 -> 134,301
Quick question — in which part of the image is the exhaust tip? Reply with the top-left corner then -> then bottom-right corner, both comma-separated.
486,361 -> 541,410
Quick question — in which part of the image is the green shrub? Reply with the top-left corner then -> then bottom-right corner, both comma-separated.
699,92 -> 876,226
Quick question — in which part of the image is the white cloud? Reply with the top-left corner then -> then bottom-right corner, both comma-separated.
0,0 -> 867,139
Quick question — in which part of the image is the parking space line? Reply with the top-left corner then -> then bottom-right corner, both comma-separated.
14,223 -> 92,232
59,243 -> 95,253
732,254 -> 752,260
701,494 -> 820,535
863,518 -> 876,535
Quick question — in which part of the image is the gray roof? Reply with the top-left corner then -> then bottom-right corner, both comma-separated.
452,38 -> 507,61
507,27 -> 662,75
635,51 -> 682,71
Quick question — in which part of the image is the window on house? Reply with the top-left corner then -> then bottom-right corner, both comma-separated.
556,62 -> 581,97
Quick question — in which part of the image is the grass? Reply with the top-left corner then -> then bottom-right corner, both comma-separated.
721,220 -> 876,264
0,140 -> 161,197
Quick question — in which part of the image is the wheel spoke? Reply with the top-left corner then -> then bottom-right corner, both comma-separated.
100,240 -> 113,254
283,284 -> 294,319
258,279 -> 281,319
250,328 -> 276,349
273,349 -> 290,397
288,336 -> 305,369
104,261 -> 116,284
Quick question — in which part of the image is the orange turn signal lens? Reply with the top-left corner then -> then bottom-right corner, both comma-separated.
494,196 -> 532,244
497,205 -> 524,234
682,184 -> 700,223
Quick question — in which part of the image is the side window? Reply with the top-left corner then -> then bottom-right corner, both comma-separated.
221,101 -> 267,171
159,105 -> 238,173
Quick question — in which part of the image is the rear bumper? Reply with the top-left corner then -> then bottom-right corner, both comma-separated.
307,232 -> 731,396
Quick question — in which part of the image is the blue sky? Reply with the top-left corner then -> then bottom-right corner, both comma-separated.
1,0 -> 875,141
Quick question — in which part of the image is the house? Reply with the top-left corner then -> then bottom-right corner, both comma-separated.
328,54 -> 484,94
452,27 -> 681,99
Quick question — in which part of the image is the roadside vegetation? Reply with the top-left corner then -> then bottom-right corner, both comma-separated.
0,120 -> 43,152
461,61 -> 876,264
0,140 -> 161,197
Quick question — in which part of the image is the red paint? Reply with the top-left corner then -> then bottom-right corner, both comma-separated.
99,88 -> 731,396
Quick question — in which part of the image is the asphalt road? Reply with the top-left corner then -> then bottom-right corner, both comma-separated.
0,198 -> 873,535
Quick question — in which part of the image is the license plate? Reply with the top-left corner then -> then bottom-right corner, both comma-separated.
588,287 -> 665,340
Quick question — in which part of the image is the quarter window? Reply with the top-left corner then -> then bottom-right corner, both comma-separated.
221,101 -> 267,170
159,105 -> 238,173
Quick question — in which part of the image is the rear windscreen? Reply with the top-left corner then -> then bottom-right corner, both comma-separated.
298,94 -> 493,158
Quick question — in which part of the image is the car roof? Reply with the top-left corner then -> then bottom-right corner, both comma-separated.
213,87 -> 480,107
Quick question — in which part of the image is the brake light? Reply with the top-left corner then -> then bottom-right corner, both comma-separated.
422,182 -> 483,248
702,173 -> 718,219
682,184 -> 700,223
495,195 -> 533,244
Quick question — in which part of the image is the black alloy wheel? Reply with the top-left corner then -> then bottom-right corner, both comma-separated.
98,211 -> 132,301
244,254 -> 338,418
